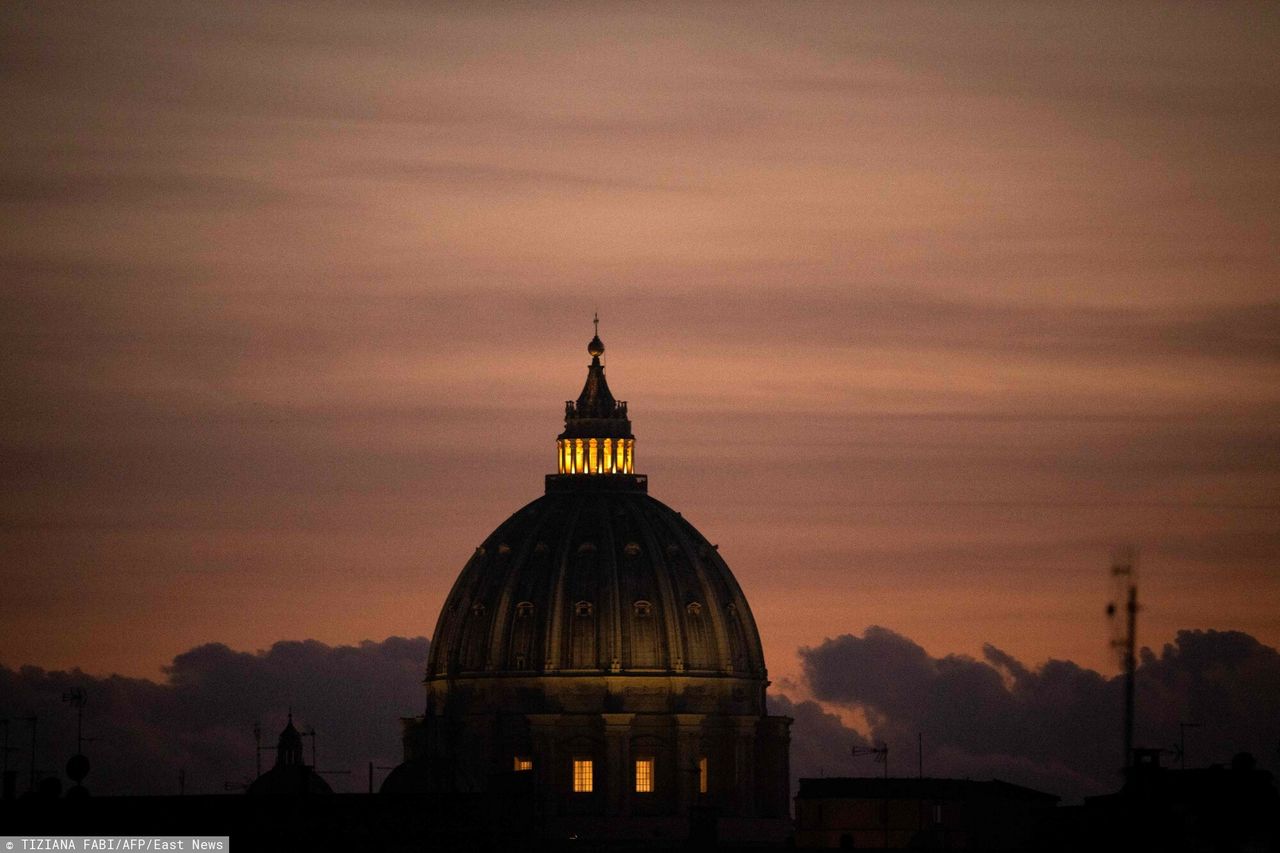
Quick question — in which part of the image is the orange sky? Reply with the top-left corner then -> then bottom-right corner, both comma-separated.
2,2 -> 1277,692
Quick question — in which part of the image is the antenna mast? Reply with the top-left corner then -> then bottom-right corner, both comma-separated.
1106,546 -> 1139,773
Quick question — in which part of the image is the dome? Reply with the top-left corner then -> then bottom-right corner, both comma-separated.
400,323 -> 792,840
426,483 -> 766,680
246,715 -> 333,797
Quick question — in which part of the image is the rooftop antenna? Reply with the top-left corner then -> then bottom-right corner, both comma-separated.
21,716 -> 37,792
852,743 -> 890,849
1106,546 -> 1139,774
368,761 -> 397,794
253,720 -> 275,777
296,724 -> 351,788
302,725 -> 317,768
61,688 -> 87,755
1,718 -> 17,801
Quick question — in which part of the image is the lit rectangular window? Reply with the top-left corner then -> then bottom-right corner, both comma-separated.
572,758 -> 593,793
635,757 -> 655,793
698,756 -> 708,794
514,756 -> 533,772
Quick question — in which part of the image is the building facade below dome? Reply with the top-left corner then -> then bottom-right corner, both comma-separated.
392,326 -> 791,844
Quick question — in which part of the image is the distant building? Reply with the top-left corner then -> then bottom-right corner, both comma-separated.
794,777 -> 1059,850
385,327 -> 792,845
1076,750 -> 1279,853
246,714 -> 332,796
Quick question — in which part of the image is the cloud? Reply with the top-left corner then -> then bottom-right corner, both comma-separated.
799,626 -> 1280,802
0,636 -> 429,795
767,694 -> 871,796
3,627 -> 1275,805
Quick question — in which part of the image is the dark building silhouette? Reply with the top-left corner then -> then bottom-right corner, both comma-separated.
794,777 -> 1059,850
246,714 -> 332,796
386,327 -> 793,844
1068,749 -> 1280,853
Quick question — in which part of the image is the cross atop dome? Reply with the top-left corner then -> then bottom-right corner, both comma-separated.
588,312 -> 604,357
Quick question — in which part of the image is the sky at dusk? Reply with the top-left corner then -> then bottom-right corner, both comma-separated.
2,0 -> 1278,747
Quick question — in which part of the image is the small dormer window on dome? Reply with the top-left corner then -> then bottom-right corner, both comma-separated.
555,315 -> 635,476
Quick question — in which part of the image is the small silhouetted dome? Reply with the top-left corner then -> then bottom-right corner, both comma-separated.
246,716 -> 333,796
246,765 -> 333,796
427,489 -> 765,678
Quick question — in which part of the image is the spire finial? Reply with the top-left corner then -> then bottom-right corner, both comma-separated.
588,312 -> 604,358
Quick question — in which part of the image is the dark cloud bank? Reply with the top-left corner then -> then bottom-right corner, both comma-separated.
0,637 -> 429,795
788,626 -> 1280,802
3,630 -> 1276,803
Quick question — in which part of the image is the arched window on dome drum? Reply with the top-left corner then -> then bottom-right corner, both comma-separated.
684,600 -> 712,670
570,600 -> 596,668
574,439 -> 584,473
630,599 -> 659,667
603,438 -> 613,473
588,438 -> 598,473
510,602 -> 535,669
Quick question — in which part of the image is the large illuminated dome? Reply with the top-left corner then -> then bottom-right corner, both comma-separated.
390,324 -> 791,844
426,363 -> 766,681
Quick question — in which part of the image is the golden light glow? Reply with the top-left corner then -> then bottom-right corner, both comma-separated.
573,758 -> 593,793
635,757 -> 654,793
514,756 -> 533,772
556,438 -> 635,474
698,756 -> 708,794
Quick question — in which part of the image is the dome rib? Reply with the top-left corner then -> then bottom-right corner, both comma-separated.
541,497 -> 580,672
601,498 -> 623,671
